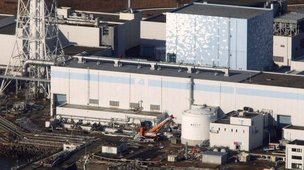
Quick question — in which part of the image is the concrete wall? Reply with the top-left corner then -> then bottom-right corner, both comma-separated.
247,10 -> 273,70
273,36 -> 291,66
273,33 -> 304,67
58,24 -> 100,47
116,12 -> 141,57
210,123 -> 250,151
0,34 -> 16,66
283,128 -> 304,141
166,13 -> 248,69
51,66 -> 304,125
166,10 -> 273,71
286,144 -> 304,170
140,20 -> 166,58
51,66 -> 190,123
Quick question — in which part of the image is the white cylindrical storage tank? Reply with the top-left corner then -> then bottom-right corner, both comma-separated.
181,105 -> 217,146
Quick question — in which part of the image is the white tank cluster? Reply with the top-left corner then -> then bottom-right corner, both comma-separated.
181,104 -> 218,146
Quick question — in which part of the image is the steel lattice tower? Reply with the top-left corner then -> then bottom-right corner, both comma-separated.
0,0 -> 64,97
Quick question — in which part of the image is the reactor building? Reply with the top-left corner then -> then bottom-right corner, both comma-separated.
166,3 -> 273,70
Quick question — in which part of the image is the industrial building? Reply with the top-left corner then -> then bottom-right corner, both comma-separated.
166,3 -> 273,70
0,7 -> 142,67
50,56 -> 304,136
273,12 -> 304,69
286,140 -> 304,170
209,111 -> 265,151
57,7 -> 142,57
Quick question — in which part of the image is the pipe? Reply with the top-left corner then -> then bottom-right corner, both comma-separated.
74,56 -> 230,76
22,60 -> 55,73
189,77 -> 194,109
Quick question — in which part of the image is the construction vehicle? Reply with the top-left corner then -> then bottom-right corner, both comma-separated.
135,115 -> 174,142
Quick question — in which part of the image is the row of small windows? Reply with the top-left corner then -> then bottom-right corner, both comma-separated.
109,100 -> 160,111
292,148 -> 302,152
217,127 -> 245,133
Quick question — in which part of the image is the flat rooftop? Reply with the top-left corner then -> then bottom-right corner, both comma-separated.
93,13 -> 127,23
0,23 -> 16,35
0,15 -> 8,20
274,12 -> 304,24
173,3 -> 270,19
60,58 -> 304,89
243,73 -> 304,89
289,140 -> 304,146
232,112 -> 259,119
203,151 -> 227,156
62,59 -> 258,83
63,45 -> 110,56
195,0 -> 268,7
145,14 -> 166,23
284,125 -> 304,130
58,104 -> 161,117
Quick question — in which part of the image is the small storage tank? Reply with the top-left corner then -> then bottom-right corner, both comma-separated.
181,105 -> 218,146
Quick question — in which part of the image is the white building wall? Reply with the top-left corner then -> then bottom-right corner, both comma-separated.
141,21 -> 166,43
193,79 -> 304,126
248,115 -> 264,150
0,34 -> 16,66
58,24 -> 100,47
286,144 -> 304,170
273,36 -> 291,66
140,20 -> 166,58
284,128 -> 304,141
210,123 -> 250,151
51,66 -> 190,122
51,66 -> 304,125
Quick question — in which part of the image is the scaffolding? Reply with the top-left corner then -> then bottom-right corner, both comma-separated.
0,0 -> 64,97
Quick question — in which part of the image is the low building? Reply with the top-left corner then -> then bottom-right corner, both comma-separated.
57,7 -> 142,57
286,140 -> 304,170
209,111 -> 264,151
283,125 -> 304,142
273,12 -> 304,68
102,141 -> 128,155
202,151 -> 228,165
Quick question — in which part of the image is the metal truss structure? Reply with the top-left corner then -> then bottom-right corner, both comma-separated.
0,0 -> 64,97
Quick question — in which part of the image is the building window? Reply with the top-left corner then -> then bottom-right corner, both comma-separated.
231,129 -> 233,132
236,129 -> 238,133
292,156 -> 302,160
224,128 -> 226,131
273,56 -> 284,62
243,130 -> 245,133
150,104 -> 160,111
102,26 -> 109,35
277,115 -> 291,128
292,163 -> 302,169
292,148 -> 302,152
109,100 -> 119,107
89,99 -> 99,105
280,45 -> 285,47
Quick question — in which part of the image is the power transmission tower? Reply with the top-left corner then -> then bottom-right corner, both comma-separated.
0,0 -> 64,98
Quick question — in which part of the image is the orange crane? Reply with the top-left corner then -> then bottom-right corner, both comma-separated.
138,115 -> 174,139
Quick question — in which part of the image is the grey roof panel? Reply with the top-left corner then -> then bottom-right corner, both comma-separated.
174,3 -> 270,19
61,60 -> 304,89
0,23 -> 16,35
